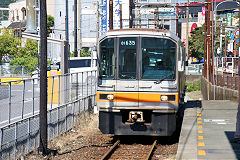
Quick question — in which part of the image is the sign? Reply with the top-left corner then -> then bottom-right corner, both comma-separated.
202,6 -> 205,16
140,9 -> 155,15
158,7 -> 176,16
227,13 -> 232,37
113,0 -> 121,29
120,40 -> 136,46
101,0 -> 108,35
235,30 -> 239,37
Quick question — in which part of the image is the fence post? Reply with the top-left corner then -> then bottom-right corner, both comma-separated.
8,82 -> 11,124
32,79 -> 35,115
22,80 -> 26,119
14,123 -> 18,159
0,128 -> 3,159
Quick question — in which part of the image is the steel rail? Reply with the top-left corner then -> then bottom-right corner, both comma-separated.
145,140 -> 157,160
101,140 -> 120,160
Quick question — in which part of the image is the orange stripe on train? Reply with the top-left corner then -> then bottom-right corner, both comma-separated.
97,92 -> 179,103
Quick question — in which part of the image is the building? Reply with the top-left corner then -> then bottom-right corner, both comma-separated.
54,0 -> 98,55
100,0 -> 178,36
8,0 -> 55,34
178,0 -> 239,56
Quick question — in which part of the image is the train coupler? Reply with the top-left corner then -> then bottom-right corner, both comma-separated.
127,111 -> 145,123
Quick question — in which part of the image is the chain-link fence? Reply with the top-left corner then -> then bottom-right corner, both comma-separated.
0,70 -> 97,159
0,65 -> 31,76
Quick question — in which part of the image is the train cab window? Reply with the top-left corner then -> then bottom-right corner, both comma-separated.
119,37 -> 137,79
141,37 -> 176,80
99,38 -> 115,79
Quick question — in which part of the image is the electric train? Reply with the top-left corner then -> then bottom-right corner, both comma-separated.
97,29 -> 186,136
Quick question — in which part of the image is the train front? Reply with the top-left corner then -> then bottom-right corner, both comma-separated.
97,29 -> 183,136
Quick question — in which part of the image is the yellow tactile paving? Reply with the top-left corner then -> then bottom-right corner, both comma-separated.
198,130 -> 203,134
198,150 -> 206,155
198,142 -> 205,146
197,117 -> 202,120
198,125 -> 203,129
197,121 -> 203,124
197,114 -> 201,116
198,136 -> 204,140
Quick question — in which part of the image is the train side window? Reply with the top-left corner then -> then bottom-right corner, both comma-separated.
99,38 -> 115,79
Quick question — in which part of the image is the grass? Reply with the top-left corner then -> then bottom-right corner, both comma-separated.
186,80 -> 201,92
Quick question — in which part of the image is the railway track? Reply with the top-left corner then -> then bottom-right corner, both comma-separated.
101,140 -> 157,160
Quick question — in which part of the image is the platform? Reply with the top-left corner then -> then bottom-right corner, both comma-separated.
176,100 -> 240,160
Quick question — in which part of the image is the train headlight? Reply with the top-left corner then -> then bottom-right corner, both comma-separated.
160,95 -> 168,101
107,94 -> 114,100
160,95 -> 176,102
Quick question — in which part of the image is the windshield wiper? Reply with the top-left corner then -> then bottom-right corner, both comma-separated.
154,71 -> 175,84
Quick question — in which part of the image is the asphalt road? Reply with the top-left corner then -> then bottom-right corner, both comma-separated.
0,78 -> 96,128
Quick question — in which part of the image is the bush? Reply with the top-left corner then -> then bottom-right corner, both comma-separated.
186,80 -> 201,92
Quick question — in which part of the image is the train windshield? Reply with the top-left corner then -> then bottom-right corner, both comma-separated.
142,37 -> 176,80
119,37 -> 137,79
99,38 -> 115,79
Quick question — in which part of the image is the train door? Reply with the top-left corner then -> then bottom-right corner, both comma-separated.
115,37 -> 139,108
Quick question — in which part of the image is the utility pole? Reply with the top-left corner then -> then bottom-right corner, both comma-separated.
238,0 -> 240,110
109,0 -> 113,30
207,0 -> 212,100
120,3 -> 123,29
74,0 -> 77,57
186,0 -> 189,58
39,0 -> 48,155
65,0 -> 69,41
129,0 -> 133,28
64,0 -> 69,74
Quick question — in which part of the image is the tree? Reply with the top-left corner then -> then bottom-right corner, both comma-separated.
47,15 -> 54,37
188,24 -> 227,59
188,25 -> 205,59
0,28 -> 21,63
9,39 -> 38,73
81,49 -> 91,57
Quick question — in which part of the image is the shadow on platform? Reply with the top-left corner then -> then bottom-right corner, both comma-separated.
225,131 -> 240,159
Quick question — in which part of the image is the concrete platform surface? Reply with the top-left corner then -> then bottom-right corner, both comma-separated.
176,100 -> 240,160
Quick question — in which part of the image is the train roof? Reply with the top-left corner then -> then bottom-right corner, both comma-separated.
99,28 -> 180,42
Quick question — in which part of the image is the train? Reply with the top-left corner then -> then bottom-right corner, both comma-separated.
97,28 -> 186,136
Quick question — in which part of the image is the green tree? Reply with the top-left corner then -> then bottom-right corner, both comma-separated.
9,39 -> 38,73
188,25 -> 205,59
47,15 -> 54,37
81,49 -> 91,57
0,28 -> 21,63
188,24 -> 227,59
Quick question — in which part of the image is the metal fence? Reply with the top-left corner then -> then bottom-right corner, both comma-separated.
185,64 -> 203,75
0,70 -> 97,159
213,57 -> 239,91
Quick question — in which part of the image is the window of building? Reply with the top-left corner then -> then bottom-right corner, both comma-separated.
60,11 -> 61,17
60,34 -> 62,39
